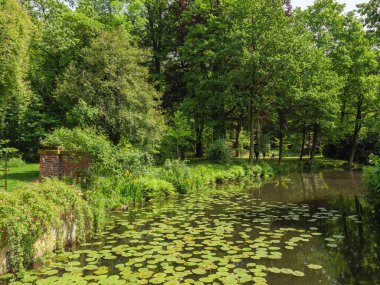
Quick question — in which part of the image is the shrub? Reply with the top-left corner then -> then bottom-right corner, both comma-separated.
118,177 -> 175,203
41,127 -> 122,179
259,162 -> 274,178
214,166 -> 246,182
364,154 -> 380,193
160,159 -> 195,194
90,176 -> 123,212
136,177 -> 175,200
207,139 -> 229,164
191,166 -> 217,190
244,164 -> 262,179
228,165 -> 246,179
120,146 -> 154,176
0,179 -> 93,271
6,157 -> 26,168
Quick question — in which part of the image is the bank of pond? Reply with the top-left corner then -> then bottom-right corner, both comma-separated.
1,159 -> 379,284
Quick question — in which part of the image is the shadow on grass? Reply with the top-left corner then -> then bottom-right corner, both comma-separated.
6,170 -> 40,182
0,164 -> 40,190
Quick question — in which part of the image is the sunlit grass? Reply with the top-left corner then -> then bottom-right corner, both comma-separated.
0,163 -> 39,191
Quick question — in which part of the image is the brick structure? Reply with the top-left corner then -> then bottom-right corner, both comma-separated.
39,149 -> 91,180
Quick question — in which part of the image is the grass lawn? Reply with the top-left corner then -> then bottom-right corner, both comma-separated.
0,163 -> 39,191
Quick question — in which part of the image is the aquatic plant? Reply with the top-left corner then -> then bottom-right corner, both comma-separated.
2,186 -> 337,285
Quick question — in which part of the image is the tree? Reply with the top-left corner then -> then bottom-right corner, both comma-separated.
302,0 -> 379,168
358,0 -> 380,43
55,29 -> 164,150
0,0 -> 33,127
228,0 -> 286,164
340,17 -> 378,168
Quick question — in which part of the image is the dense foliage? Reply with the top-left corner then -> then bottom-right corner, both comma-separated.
41,128 -> 121,178
0,0 -> 377,167
0,179 -> 92,271
0,0 -> 379,274
364,155 -> 380,194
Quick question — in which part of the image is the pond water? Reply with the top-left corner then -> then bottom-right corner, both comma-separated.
2,170 -> 380,285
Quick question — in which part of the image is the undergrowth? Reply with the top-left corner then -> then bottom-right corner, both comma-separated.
0,179 -> 92,272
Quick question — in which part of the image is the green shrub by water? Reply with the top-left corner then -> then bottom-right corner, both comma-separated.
159,159 -> 195,194
364,155 -> 380,193
118,176 -> 175,203
0,179 -> 93,271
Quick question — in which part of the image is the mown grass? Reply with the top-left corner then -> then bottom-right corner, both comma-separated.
0,163 -> 39,191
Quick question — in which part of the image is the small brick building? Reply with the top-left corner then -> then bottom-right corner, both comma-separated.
39,149 -> 91,180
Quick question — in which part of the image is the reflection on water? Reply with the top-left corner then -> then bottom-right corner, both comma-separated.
2,170 -> 380,285
252,171 -> 365,203
251,170 -> 380,285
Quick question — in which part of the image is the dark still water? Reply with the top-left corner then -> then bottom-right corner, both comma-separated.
2,170 -> 380,285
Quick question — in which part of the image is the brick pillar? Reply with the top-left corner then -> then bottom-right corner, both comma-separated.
39,150 -> 61,179
39,149 -> 91,180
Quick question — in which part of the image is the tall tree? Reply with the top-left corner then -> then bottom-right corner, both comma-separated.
0,0 -> 33,127
55,30 -> 164,150
358,0 -> 380,43
228,0 -> 285,164
302,0 -> 378,168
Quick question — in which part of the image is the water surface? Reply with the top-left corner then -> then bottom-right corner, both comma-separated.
2,170 -> 380,285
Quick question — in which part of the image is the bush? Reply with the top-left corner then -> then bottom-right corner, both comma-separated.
136,177 -> 175,200
190,166 -> 216,190
364,154 -> 380,193
120,146 -> 154,176
214,165 -> 246,182
159,159 -> 195,194
0,179 -> 93,271
207,139 -> 229,164
244,164 -> 262,179
6,157 -> 26,168
259,162 -> 274,178
118,177 -> 175,203
41,127 -> 122,179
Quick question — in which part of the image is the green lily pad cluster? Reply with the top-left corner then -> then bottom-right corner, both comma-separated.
3,187 -> 336,285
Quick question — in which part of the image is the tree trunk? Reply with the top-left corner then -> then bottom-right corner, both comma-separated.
195,120 -> 204,158
249,104 -> 254,165
213,109 -> 226,141
278,111 -> 285,166
299,127 -> 306,161
349,103 -> 362,169
235,122 -> 242,157
256,118 -> 262,163
176,144 -> 180,159
340,99 -> 346,123
309,123 -> 319,167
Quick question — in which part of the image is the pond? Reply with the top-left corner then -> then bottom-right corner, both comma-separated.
2,170 -> 380,285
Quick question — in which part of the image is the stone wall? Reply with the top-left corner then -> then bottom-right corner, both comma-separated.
0,221 -> 79,275
39,149 -> 91,180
